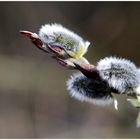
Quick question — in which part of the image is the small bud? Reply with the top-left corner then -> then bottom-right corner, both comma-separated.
67,72 -> 113,106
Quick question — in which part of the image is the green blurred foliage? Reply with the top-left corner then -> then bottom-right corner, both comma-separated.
0,2 -> 140,138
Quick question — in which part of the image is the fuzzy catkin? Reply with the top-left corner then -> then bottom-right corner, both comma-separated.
96,56 -> 140,94
67,72 -> 113,105
38,23 -> 90,58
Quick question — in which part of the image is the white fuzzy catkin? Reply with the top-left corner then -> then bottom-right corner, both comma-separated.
96,56 -> 140,94
67,72 -> 113,106
38,23 -> 90,58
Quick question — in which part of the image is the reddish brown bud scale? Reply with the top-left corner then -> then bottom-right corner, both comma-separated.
73,63 -> 101,80
20,31 -> 33,37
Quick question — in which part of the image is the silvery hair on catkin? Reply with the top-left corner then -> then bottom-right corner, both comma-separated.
96,56 -> 140,94
67,72 -> 113,106
38,23 -> 90,49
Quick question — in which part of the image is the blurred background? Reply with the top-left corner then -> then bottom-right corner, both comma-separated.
0,1 -> 140,138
